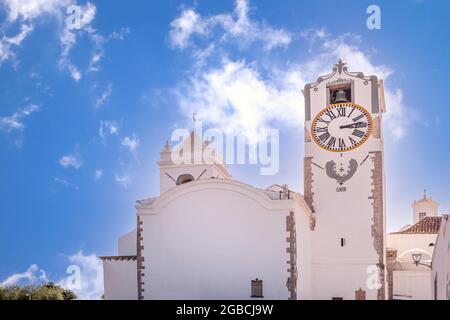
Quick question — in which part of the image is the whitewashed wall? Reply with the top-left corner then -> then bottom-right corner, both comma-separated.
103,260 -> 137,300
431,215 -> 450,300
118,230 -> 137,256
387,233 -> 437,300
138,179 -> 304,300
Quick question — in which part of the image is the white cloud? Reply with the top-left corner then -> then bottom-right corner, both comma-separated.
115,173 -> 130,188
0,251 -> 104,300
0,1 -> 129,79
169,0 -> 291,51
0,0 -> 70,22
0,24 -> 34,66
0,264 -> 48,287
169,8 -> 207,49
59,2 -> 96,81
107,27 -> 130,41
99,120 -> 119,140
175,59 -> 304,142
95,83 -> 112,108
57,251 -> 103,300
54,177 -> 79,190
59,153 -> 82,169
94,169 -> 103,180
0,104 -> 39,132
384,89 -> 408,141
0,0 -> 69,67
121,135 -> 140,152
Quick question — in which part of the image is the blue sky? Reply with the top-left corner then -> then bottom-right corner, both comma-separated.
0,0 -> 449,299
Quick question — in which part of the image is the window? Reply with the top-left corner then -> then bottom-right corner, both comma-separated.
341,238 -> 346,247
419,212 -> 426,221
251,279 -> 264,298
329,84 -> 352,105
176,174 -> 195,185
332,297 -> 343,300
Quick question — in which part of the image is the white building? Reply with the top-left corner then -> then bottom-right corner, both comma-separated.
101,60 -> 391,300
431,214 -> 450,300
387,193 -> 445,300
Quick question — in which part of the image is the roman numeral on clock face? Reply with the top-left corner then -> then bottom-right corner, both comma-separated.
325,110 -> 337,120
352,129 -> 365,138
314,127 -> 328,133
319,132 -> 330,142
339,138 -> 346,149
349,137 -> 358,146
327,137 -> 336,148
352,114 -> 365,122
348,107 -> 356,118
337,107 -> 346,117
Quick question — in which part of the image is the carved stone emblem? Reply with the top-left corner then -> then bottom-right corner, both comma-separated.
325,159 -> 358,185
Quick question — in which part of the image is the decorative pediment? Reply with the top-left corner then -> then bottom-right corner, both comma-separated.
307,59 -> 375,89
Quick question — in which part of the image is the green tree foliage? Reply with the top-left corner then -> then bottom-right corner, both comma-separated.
0,282 -> 77,300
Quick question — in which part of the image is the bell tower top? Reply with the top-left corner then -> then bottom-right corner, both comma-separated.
412,190 -> 439,224
158,131 -> 231,194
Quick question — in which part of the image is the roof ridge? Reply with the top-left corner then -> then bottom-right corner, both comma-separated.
392,216 -> 442,234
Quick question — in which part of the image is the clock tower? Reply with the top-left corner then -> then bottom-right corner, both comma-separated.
303,60 -> 387,300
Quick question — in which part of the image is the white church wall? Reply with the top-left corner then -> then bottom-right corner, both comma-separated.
139,180 -> 295,300
431,215 -> 450,300
387,233 -> 436,266
118,229 -> 137,256
393,271 -> 431,300
387,233 -> 437,300
103,260 -> 137,300
294,204 -> 313,300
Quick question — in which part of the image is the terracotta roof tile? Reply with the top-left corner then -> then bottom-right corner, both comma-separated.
100,255 -> 137,261
392,216 -> 442,234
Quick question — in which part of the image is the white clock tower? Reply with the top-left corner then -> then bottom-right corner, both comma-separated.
303,60 -> 387,300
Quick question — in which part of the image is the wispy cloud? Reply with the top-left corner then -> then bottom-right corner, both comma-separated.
174,59 -> 304,142
0,251 -> 104,300
57,251 -> 104,300
95,83 -> 112,108
59,153 -> 83,169
99,120 -> 119,140
121,135 -> 140,153
0,104 -> 39,133
1,0 -> 70,22
114,173 -> 130,188
54,177 -> 79,190
0,264 -> 48,287
94,169 -> 103,181
169,0 -> 291,51
59,2 -> 97,81
0,23 -> 34,66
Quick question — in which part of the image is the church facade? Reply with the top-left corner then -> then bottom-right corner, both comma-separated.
101,60 -> 390,300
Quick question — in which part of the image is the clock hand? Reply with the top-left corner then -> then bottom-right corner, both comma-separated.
340,122 -> 367,129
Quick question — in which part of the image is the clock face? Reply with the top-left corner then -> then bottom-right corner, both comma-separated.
311,103 -> 373,152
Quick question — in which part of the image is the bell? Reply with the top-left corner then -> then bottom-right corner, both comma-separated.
333,89 -> 348,103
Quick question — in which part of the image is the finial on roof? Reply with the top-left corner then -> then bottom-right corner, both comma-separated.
192,112 -> 197,124
163,140 -> 170,151
424,189 -> 428,200
335,59 -> 347,74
